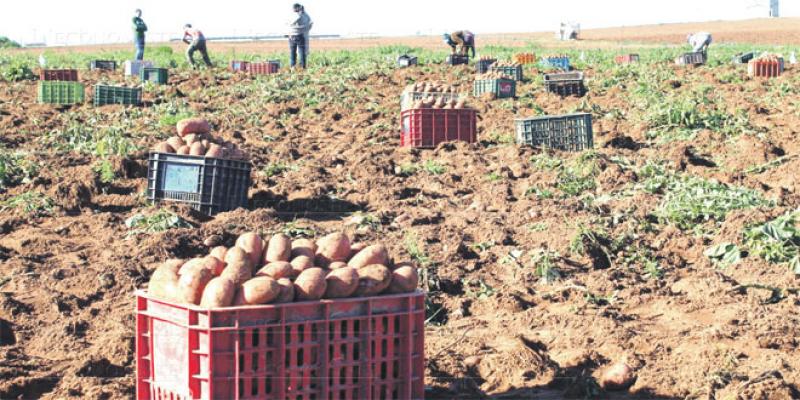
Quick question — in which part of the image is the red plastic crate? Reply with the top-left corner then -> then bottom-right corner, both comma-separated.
400,108 -> 477,148
249,61 -> 280,75
614,54 -> 639,64
39,69 -> 78,81
748,59 -> 784,78
135,290 -> 425,400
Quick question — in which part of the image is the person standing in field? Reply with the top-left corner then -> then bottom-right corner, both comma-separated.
133,9 -> 147,60
687,32 -> 712,54
288,3 -> 313,69
182,24 -> 213,68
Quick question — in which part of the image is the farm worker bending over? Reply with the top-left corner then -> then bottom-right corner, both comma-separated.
443,31 -> 476,58
133,9 -> 147,60
687,32 -> 712,53
182,24 -> 213,69
288,3 -> 313,69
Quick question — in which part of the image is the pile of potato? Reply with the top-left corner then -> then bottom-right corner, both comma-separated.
146,231 -> 420,308
404,82 -> 460,94
477,71 -> 512,80
410,97 -> 470,110
152,118 -> 249,160
491,61 -> 521,68
754,53 -> 783,62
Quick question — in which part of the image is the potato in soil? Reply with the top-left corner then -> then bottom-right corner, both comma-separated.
324,267 -> 360,298
294,268 -> 328,301
234,276 -> 281,305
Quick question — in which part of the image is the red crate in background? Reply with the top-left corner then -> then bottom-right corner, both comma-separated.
614,54 -> 639,64
748,59 -> 784,78
135,290 -> 425,400
39,69 -> 78,81
400,108 -> 477,148
249,61 -> 280,75
230,61 -> 250,72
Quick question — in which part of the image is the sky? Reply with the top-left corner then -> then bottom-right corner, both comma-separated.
1,0 -> 799,46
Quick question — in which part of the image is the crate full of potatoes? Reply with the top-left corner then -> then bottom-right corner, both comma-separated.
147,118 -> 251,215
136,231 -> 425,399
488,61 -> 524,81
400,81 -> 465,111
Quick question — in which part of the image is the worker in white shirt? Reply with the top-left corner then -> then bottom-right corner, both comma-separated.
687,32 -> 712,54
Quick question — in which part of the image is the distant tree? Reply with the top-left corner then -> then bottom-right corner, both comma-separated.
0,37 -> 21,49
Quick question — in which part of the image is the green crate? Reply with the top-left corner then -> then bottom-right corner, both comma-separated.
37,81 -> 85,105
473,78 -> 516,98
488,65 -> 523,81
140,67 -> 168,84
94,85 -> 142,106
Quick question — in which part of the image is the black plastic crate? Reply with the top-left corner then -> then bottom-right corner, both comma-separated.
90,60 -> 117,71
94,85 -> 142,106
140,67 -> 168,84
476,58 -> 496,73
489,64 -> 523,81
397,55 -> 418,67
543,72 -> 586,97
515,113 -> 593,152
732,52 -> 756,64
147,153 -> 251,216
446,55 -> 469,66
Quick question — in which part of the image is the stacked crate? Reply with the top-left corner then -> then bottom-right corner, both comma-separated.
488,64 -> 523,81
38,68 -> 83,105
39,69 -> 78,81
473,77 -> 516,99
476,58 -> 496,74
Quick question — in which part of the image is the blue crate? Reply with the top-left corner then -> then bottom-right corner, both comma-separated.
541,56 -> 570,70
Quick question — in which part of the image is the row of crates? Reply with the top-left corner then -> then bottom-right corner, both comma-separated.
40,66 -> 167,84
229,60 -> 281,75
37,81 -> 144,106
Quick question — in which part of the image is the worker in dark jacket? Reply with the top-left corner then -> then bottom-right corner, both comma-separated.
133,9 -> 147,60
443,31 -> 475,57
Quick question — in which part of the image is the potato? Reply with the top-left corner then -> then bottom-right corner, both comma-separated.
324,267 -> 359,298
265,233 -> 292,263
290,255 -> 315,278
256,261 -> 292,280
294,268 -> 328,301
176,267 -> 213,305
329,261 -> 348,270
600,362 -> 636,391
315,233 -> 351,267
347,244 -> 389,269
184,133 -> 202,145
224,247 -> 251,269
290,238 -> 317,259
203,256 -> 225,276
189,142 -> 206,156
178,257 -> 208,275
209,246 -> 228,266
387,266 -> 418,294
236,232 -> 263,267
176,117 -> 211,136
354,265 -> 392,297
199,276 -> 237,308
234,276 -> 280,306
205,144 -> 225,158
274,278 -> 295,303
148,259 -> 183,301
166,136 -> 185,150
349,242 -> 367,257
220,260 -> 252,285
154,142 -> 174,153
177,145 -> 191,155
